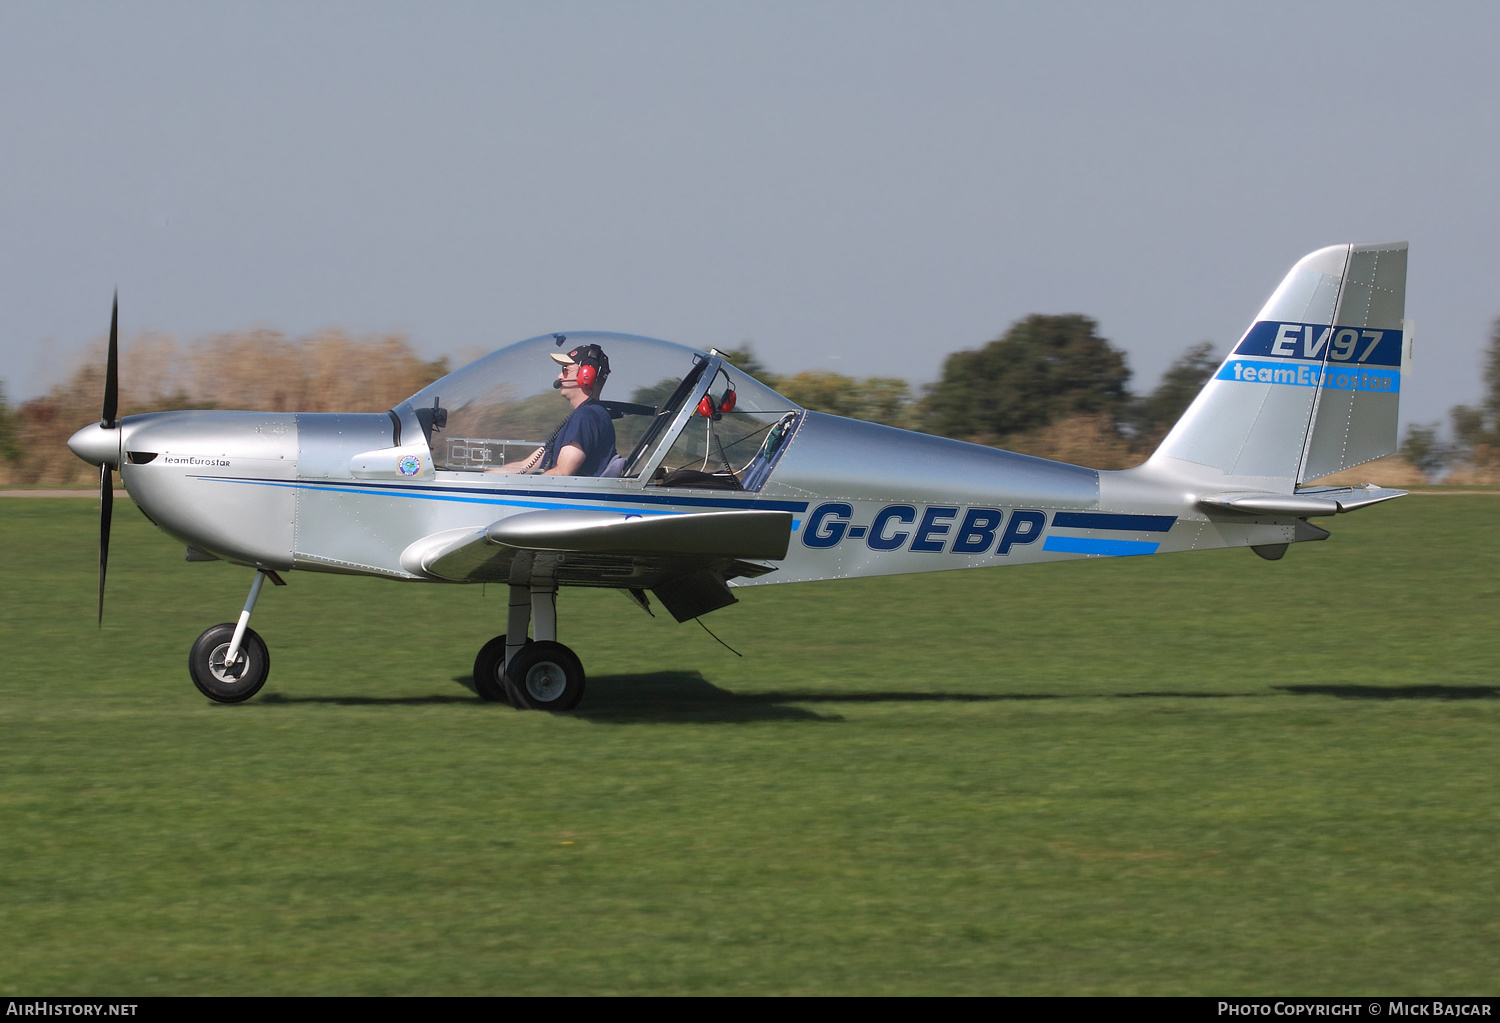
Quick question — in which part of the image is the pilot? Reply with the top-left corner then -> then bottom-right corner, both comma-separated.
492,343 -> 618,476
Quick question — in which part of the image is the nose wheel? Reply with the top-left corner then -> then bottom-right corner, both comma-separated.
187,568 -> 280,704
189,623 -> 270,703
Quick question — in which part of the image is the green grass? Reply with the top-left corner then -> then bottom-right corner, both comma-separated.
1,496 -> 1497,994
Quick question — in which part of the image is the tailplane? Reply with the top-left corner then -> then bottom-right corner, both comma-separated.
1150,242 -> 1411,491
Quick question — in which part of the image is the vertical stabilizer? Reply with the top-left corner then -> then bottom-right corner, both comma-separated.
1151,242 -> 1408,490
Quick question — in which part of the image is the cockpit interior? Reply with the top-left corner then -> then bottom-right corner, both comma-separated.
393,332 -> 803,491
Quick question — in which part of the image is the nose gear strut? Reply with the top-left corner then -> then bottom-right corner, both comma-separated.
187,569 -> 284,704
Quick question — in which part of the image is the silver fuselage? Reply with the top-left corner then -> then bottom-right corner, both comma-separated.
71,242 -> 1412,616
109,406 -> 1312,589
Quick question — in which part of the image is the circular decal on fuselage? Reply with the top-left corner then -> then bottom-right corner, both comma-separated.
398,455 -> 421,476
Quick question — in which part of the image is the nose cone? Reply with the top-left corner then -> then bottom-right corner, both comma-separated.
68,422 -> 120,467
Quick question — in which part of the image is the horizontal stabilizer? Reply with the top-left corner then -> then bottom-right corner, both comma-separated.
485,509 -> 792,559
1295,485 -> 1408,513
1200,485 -> 1406,516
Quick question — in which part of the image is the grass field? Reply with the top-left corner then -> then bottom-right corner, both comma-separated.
1,496 -> 1497,994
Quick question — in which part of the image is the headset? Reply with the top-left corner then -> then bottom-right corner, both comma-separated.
696,383 -> 737,420
554,344 -> 611,396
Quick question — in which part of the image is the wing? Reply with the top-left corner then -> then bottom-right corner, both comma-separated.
399,508 -> 794,621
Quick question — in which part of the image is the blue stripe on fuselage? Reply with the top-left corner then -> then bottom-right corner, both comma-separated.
188,475 -> 809,515
1043,536 -> 1160,557
1051,512 -> 1176,532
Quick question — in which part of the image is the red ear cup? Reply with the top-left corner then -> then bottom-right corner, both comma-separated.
577,364 -> 596,392
719,389 -> 737,414
697,395 -> 716,418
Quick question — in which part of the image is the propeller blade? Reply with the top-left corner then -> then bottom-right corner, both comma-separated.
102,292 -> 118,428
98,464 -> 113,626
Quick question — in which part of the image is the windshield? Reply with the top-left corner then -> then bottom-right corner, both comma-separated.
400,332 -> 802,487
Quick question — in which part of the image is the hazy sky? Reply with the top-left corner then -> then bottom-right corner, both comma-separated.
2,2 -> 1496,431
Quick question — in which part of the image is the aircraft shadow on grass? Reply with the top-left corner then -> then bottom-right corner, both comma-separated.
476,674 -> 1263,723
1276,684 -> 1499,700
251,678 -> 1496,721
258,693 -> 478,707
255,673 -> 842,722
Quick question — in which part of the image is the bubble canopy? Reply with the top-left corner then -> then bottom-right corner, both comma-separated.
397,332 -> 802,488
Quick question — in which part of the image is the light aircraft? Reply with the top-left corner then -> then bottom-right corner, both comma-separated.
68,242 -> 1412,709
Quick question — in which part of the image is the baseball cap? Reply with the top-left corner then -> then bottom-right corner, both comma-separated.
550,344 -> 610,375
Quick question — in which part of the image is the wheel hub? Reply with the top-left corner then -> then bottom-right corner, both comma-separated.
207,643 -> 247,683
524,661 -> 568,702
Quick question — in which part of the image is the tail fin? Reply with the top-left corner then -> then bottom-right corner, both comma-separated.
1151,242 -> 1411,489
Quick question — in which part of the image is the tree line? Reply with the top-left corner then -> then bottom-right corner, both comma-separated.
7,312 -> 1482,487
730,314 -> 1219,470
0,330 -> 449,486
1399,318 -> 1500,483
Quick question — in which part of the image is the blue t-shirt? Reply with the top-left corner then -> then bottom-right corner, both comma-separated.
540,400 -> 617,476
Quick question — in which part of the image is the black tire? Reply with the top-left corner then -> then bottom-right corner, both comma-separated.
506,641 -> 586,711
189,623 -> 270,704
472,634 -> 532,704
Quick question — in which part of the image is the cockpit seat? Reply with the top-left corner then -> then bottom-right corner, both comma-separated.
599,453 -> 627,479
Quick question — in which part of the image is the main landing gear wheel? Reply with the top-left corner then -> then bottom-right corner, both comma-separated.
472,634 -> 531,704
189,623 -> 270,704
506,641 -> 586,712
